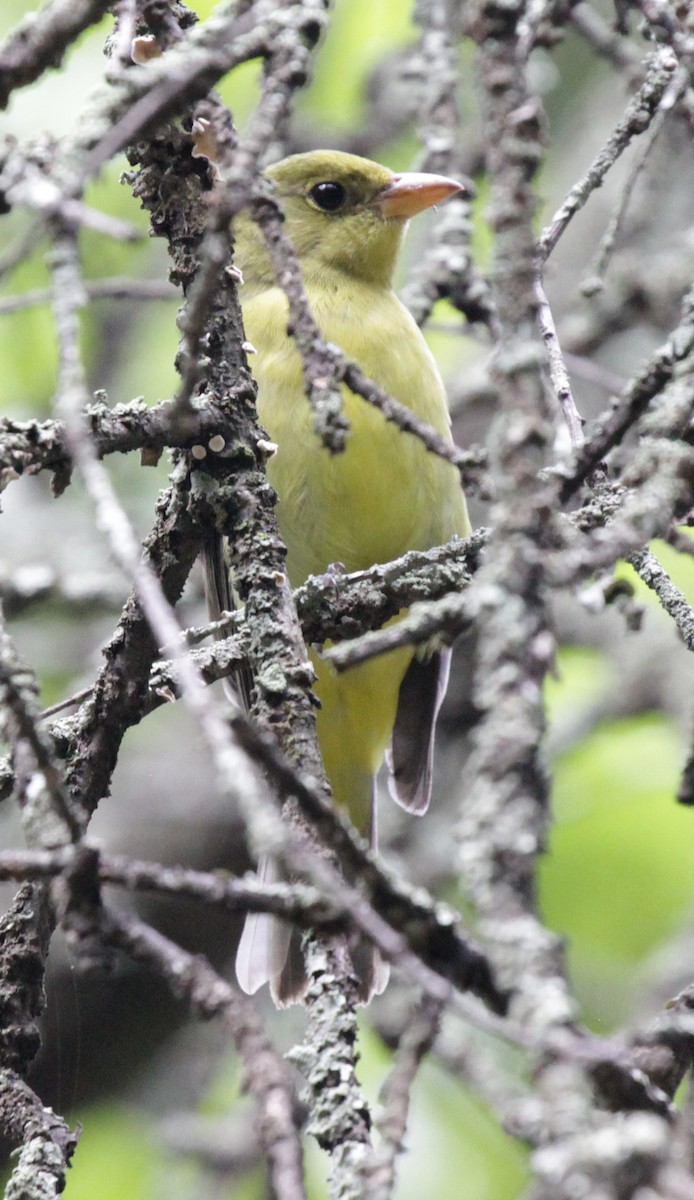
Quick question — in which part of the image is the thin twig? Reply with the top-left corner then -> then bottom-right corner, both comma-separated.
559,281 -> 694,504
0,620 -> 82,843
0,846 -> 340,926
535,277 -> 585,448
628,548 -> 694,651
0,0 -> 114,110
570,3 -> 641,72
581,69 -> 686,294
100,906 -> 308,1200
0,277 -> 176,315
364,997 -> 442,1200
325,589 -> 471,671
538,47 -> 678,261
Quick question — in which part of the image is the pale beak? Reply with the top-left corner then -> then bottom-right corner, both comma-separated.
375,171 -> 469,219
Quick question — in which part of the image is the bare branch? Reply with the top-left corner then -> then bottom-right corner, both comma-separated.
364,997 -> 442,1199
535,278 -> 585,447
0,0 -> 114,110
559,282 -> 694,504
0,277 -> 176,315
539,48 -> 678,261
0,620 -> 82,843
628,548 -> 694,651
98,906 -> 307,1200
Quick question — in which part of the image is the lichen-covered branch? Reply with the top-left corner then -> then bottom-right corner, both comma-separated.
460,0 -> 571,1025
0,392 -> 256,492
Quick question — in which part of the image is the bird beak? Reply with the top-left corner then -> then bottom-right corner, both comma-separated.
375,172 -> 469,219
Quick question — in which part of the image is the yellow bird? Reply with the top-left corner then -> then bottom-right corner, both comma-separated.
225,150 -> 471,1002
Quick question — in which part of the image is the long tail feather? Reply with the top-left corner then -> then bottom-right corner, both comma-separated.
236,780 -> 389,1004
235,856 -> 293,996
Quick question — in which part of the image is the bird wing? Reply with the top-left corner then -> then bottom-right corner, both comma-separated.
386,647 -> 452,813
202,531 -> 254,711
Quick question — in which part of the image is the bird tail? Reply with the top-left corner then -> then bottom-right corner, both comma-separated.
235,855 -> 295,1000
203,536 -> 389,1002
236,892 -> 389,1006
235,781 -> 389,1005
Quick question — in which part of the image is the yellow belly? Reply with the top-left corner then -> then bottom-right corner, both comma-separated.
244,281 -> 469,582
242,279 -> 469,830
311,631 -> 412,832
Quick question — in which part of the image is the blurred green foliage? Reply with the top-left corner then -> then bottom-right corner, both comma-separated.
542,699 -> 691,1027
63,1109 -> 159,1200
540,542 -> 694,1028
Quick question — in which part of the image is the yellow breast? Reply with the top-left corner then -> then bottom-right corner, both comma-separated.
242,276 -> 469,586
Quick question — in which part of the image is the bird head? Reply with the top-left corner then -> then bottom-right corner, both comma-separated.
236,150 -> 466,292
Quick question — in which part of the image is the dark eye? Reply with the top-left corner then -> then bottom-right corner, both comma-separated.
309,181 -> 347,212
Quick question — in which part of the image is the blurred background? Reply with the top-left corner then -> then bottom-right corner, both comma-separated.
2,0 -> 694,1196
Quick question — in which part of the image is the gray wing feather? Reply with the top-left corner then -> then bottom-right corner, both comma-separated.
202,532 -> 254,710
386,648 -> 451,814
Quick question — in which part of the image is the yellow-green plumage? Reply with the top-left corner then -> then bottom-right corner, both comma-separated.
232,151 -> 470,1000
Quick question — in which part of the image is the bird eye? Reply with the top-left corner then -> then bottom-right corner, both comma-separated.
309,181 -> 347,212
